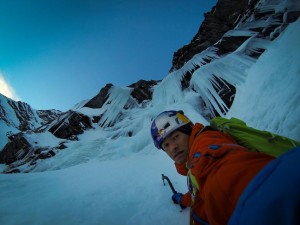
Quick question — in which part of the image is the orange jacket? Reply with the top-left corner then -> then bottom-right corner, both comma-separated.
175,123 -> 274,225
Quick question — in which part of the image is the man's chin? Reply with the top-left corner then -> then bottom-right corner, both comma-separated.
176,157 -> 186,165
174,151 -> 187,164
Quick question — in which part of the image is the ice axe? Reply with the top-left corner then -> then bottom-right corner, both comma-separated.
162,174 -> 185,211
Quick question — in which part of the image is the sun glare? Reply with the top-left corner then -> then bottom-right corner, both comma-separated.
0,73 -> 20,101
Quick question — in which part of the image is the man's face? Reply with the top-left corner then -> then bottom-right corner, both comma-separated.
161,130 -> 190,165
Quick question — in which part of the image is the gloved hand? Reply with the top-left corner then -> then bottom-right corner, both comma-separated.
172,192 -> 183,205
172,192 -> 187,210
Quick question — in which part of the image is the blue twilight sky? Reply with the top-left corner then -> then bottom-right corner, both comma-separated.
0,0 -> 217,111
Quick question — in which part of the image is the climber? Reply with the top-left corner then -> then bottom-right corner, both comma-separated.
150,110 -> 276,225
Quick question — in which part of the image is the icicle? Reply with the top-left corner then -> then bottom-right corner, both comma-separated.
190,51 -> 255,116
99,86 -> 134,127
152,47 -> 219,108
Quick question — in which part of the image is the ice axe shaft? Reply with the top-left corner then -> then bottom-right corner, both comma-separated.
162,174 -> 185,211
162,174 -> 176,193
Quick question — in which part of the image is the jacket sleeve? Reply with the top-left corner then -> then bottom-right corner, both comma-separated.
181,192 -> 192,206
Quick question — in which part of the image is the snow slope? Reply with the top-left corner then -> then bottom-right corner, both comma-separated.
0,13 -> 299,225
0,152 -> 189,225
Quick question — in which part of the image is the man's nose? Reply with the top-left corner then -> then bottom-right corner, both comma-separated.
169,141 -> 178,153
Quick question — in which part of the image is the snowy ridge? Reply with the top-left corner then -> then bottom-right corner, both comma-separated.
0,93 -> 22,128
13,101 -> 43,128
0,93 -> 55,149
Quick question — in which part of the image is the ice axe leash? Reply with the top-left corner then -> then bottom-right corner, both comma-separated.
162,174 -> 185,211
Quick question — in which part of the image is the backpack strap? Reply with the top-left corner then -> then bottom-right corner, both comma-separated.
194,126 -> 214,138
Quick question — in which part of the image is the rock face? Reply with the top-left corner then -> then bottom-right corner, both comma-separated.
0,133 -> 32,164
128,79 -> 159,104
171,0 -> 256,71
0,96 -> 40,131
83,83 -> 113,109
0,131 -> 67,172
170,0 -> 300,117
172,0 -> 300,71
83,80 -> 159,109
169,0 -> 258,116
36,109 -> 62,125
48,111 -> 93,139
0,93 -> 62,131
0,111 -> 89,168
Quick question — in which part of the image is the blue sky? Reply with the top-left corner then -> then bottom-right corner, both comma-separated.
0,0 -> 217,111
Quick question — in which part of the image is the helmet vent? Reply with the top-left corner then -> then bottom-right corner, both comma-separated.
164,122 -> 170,129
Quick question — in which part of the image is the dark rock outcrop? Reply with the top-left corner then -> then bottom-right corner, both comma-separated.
48,111 -> 93,139
83,80 -> 159,109
36,109 -> 62,125
0,132 -> 67,172
0,133 -> 32,164
83,83 -> 113,109
128,79 -> 159,104
172,0 -> 299,72
171,0 -> 256,71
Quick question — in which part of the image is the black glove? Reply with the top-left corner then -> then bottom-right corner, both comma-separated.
172,192 -> 186,209
172,192 -> 183,204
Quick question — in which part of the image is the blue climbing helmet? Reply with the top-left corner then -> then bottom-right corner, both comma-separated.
151,110 -> 193,149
